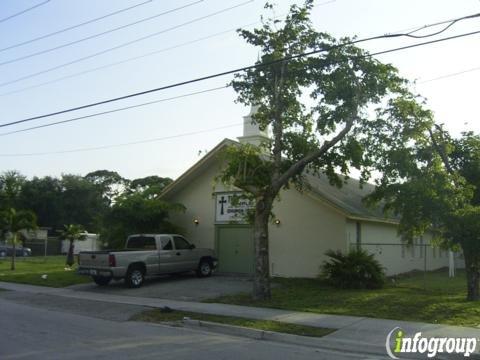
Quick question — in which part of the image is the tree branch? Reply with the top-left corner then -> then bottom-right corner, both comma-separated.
428,125 -> 454,175
234,182 -> 259,196
272,116 -> 356,192
271,59 -> 288,180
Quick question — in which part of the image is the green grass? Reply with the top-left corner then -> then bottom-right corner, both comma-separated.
133,309 -> 334,337
207,269 -> 480,328
0,256 -> 91,287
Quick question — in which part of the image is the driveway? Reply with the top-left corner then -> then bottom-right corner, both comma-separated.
68,273 -> 253,301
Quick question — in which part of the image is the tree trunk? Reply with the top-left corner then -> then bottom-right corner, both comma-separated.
464,251 -> 480,301
252,196 -> 273,300
10,233 -> 16,271
66,240 -> 75,267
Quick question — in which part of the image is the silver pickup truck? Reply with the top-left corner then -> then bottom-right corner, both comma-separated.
78,234 -> 217,288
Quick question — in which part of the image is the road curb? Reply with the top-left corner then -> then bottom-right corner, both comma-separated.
182,320 -> 466,360
182,318 -> 386,355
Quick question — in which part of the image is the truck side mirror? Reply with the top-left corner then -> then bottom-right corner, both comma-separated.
189,244 -> 196,250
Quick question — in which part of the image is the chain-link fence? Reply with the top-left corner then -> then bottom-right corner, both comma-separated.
24,237 -> 62,257
350,241 -> 464,289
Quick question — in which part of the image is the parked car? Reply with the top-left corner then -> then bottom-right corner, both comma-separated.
0,244 -> 32,257
78,234 -> 217,288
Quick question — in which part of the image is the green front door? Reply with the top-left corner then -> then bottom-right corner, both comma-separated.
216,226 -> 254,275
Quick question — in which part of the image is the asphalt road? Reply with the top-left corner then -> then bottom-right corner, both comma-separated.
0,291 -> 388,360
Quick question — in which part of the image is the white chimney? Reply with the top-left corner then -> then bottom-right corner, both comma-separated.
237,106 -> 269,147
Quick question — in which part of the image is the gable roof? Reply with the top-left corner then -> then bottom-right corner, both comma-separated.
304,173 -> 397,223
160,138 -> 398,225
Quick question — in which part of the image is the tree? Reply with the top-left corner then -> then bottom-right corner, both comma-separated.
101,190 -> 184,249
84,170 -> 127,205
60,174 -> 107,232
368,130 -> 480,301
0,208 -> 37,270
127,176 -> 173,198
17,176 -> 63,231
0,171 -> 25,210
220,1 -> 433,299
59,224 -> 86,267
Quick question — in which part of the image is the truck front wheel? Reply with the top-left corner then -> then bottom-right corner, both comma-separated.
92,276 -> 111,286
125,266 -> 145,288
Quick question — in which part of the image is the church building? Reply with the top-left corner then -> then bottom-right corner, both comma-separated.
160,109 -> 453,277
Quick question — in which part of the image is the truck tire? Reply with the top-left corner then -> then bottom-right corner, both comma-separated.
0,250 -> 6,258
196,259 -> 213,278
125,266 -> 145,288
92,276 -> 111,286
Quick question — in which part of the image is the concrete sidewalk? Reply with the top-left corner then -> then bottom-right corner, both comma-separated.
1,281 -> 479,358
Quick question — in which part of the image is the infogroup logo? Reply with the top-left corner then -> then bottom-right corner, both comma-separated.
385,327 -> 478,359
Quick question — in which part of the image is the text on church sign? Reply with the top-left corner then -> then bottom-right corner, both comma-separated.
215,192 -> 254,223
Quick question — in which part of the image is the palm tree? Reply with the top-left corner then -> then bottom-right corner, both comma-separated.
59,224 -> 86,267
0,208 -> 37,270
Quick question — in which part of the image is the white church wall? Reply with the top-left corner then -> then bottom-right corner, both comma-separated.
269,189 -> 347,278
347,220 -> 450,276
168,162 -> 228,250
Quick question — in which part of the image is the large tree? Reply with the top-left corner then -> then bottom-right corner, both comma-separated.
0,170 -> 25,210
220,1 -> 433,299
127,175 -> 173,197
101,189 -> 184,249
368,129 -> 480,301
60,174 -> 107,232
17,176 -> 63,231
84,170 -> 127,206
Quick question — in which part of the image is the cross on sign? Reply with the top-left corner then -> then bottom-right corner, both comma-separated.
218,196 -> 227,215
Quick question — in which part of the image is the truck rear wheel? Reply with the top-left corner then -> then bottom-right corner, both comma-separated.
92,276 -> 111,286
125,266 -> 145,288
196,259 -> 213,278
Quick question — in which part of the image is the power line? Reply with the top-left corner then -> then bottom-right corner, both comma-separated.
0,122 -> 242,157
405,13 -> 480,38
0,0 -> 254,88
0,86 -> 228,136
0,0 -> 204,67
419,66 -> 480,83
0,8 -> 462,98
0,0 -> 154,53
0,23 -> 254,97
0,0 -> 50,24
2,26 -> 480,130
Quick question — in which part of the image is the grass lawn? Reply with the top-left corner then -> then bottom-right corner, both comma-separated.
0,255 -> 91,287
207,269 -> 480,328
134,309 -> 334,337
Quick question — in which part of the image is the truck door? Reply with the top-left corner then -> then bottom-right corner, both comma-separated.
173,236 -> 198,271
158,236 -> 179,273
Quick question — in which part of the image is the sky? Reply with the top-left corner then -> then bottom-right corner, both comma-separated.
0,0 -> 479,181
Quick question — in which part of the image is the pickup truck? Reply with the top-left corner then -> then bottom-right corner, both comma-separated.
78,234 -> 217,288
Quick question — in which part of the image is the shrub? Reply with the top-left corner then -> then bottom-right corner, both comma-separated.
321,249 -> 385,289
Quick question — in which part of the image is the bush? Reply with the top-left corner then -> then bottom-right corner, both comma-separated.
321,249 -> 385,289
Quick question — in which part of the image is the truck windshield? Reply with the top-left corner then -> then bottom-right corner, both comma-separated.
126,236 -> 156,250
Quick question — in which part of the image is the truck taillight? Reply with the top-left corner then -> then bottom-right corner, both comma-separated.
108,254 -> 116,267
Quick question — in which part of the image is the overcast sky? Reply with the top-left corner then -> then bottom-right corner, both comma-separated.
0,0 -> 479,181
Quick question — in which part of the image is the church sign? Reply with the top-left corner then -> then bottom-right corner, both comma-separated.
215,192 -> 254,223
